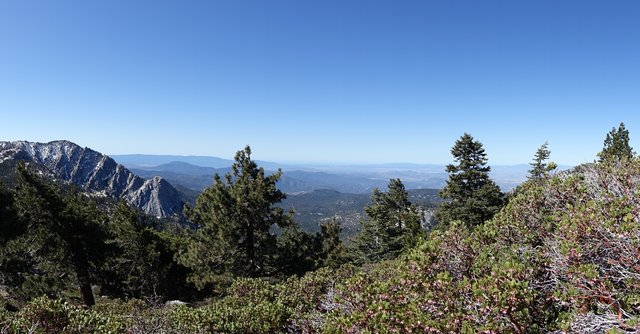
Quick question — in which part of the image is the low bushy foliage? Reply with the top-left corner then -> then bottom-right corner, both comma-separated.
321,161 -> 640,333
1,297 -> 124,334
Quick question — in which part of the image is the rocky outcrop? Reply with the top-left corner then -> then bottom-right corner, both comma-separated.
0,140 -> 183,218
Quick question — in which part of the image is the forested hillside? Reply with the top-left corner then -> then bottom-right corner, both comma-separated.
1,124 -> 639,333
280,188 -> 440,238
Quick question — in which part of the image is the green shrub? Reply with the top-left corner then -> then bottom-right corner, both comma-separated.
2,297 -> 123,334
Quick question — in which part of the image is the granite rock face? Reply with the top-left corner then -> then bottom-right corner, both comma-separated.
0,140 -> 183,218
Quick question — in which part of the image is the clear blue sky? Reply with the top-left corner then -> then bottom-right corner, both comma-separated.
1,0 -> 639,165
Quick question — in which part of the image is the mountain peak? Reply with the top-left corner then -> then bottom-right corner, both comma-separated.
0,140 -> 183,218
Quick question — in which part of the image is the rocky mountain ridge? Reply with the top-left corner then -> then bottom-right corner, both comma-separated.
0,140 -> 183,218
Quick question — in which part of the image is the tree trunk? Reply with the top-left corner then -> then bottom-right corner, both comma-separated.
79,281 -> 95,307
246,221 -> 256,277
73,254 -> 95,307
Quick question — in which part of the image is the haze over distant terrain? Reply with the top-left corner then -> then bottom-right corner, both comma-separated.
112,154 -> 552,193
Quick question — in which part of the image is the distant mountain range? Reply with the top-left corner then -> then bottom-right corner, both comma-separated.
113,154 -> 546,194
129,163 -> 443,199
108,155 -> 451,235
112,154 -> 283,171
0,141 -> 184,218
113,154 -> 540,237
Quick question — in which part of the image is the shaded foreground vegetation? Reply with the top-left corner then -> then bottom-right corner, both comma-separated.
2,123 -> 640,333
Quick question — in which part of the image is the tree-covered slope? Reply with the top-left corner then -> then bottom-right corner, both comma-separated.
280,188 -> 440,238
5,160 -> 639,333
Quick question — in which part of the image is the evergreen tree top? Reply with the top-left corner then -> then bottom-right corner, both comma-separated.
528,142 -> 556,180
447,133 -> 490,173
598,122 -> 634,162
437,133 -> 503,227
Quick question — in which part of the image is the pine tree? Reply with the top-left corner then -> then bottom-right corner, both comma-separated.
528,142 -> 557,181
598,122 -> 634,162
351,179 -> 423,263
319,217 -> 345,268
102,201 -> 160,299
178,146 -> 292,289
436,133 -> 503,227
13,163 -> 108,306
0,183 -> 30,302
102,201 -> 196,300
0,184 -> 22,245
275,222 -> 321,276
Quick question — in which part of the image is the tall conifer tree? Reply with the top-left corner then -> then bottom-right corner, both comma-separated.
528,142 -> 557,181
598,122 -> 634,162
0,184 -> 21,245
319,217 -> 345,268
178,146 -> 293,289
436,133 -> 503,227
352,178 -> 422,263
13,163 -> 108,306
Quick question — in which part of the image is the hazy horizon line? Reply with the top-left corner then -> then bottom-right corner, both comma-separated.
109,153 -> 577,168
